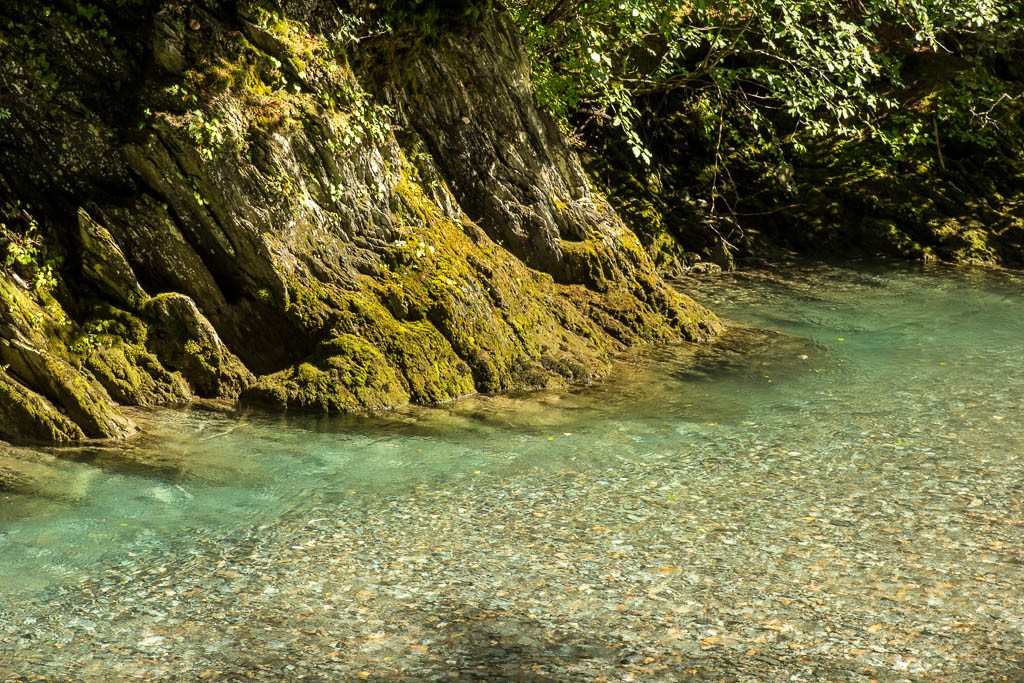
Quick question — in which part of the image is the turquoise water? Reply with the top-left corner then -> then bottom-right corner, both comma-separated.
2,262 -> 1022,596
1,262 -> 1023,680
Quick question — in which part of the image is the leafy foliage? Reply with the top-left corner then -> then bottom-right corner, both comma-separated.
0,203 -> 59,292
509,0 -> 1023,160
508,0 -> 1023,266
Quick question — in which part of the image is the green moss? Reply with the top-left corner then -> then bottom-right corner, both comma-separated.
335,288 -> 476,403
141,293 -> 253,399
84,332 -> 192,408
245,333 -> 409,413
560,240 -> 612,292
0,371 -> 87,443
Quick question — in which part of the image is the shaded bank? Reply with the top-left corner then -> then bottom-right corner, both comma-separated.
509,1 -> 1024,272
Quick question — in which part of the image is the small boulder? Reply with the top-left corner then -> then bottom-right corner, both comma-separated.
142,293 -> 253,399
0,371 -> 86,443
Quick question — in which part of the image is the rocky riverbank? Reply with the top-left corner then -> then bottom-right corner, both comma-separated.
0,1 -> 719,445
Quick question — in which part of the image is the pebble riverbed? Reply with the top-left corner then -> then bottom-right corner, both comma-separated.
1,263 -> 1023,681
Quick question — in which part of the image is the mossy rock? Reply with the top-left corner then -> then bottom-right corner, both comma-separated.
77,207 -> 148,308
242,333 -> 410,413
0,2 -> 723,438
0,340 -> 136,439
0,274 -> 135,441
0,371 -> 86,444
334,289 -> 476,404
142,293 -> 254,399
86,342 -> 192,407
560,240 -> 614,292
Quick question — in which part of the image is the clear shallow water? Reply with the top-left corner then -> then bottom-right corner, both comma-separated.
1,262 -> 1023,680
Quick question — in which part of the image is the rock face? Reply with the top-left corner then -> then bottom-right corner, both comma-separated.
0,1 -> 720,444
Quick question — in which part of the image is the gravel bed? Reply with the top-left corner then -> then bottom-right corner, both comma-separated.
3,264 -> 1024,681
2,448 -> 1021,682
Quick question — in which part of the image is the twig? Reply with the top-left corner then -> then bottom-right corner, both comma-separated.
933,112 -> 946,171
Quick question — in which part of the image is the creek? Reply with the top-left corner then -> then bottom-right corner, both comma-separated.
1,261 -> 1022,681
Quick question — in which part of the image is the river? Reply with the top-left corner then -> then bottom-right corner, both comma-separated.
1,262 -> 1022,681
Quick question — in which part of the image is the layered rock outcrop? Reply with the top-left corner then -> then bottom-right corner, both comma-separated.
0,1 -> 719,445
